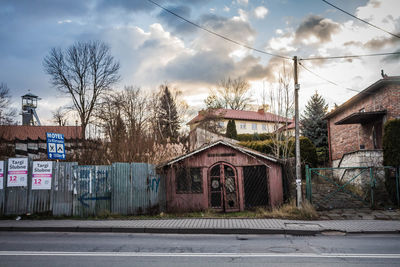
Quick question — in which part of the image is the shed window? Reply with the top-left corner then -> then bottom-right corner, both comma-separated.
176,167 -> 202,193
252,123 -> 257,130
240,123 -> 246,129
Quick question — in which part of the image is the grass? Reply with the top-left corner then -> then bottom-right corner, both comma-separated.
0,200 -> 319,220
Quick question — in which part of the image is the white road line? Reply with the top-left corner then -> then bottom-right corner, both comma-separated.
0,251 -> 400,258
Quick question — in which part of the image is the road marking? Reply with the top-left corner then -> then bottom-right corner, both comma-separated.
0,251 -> 400,258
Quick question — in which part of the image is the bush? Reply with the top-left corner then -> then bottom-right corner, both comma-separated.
238,140 -> 275,155
290,136 -> 318,168
236,133 -> 273,142
383,119 -> 400,204
383,119 -> 400,166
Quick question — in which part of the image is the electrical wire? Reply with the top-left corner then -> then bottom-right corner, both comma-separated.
300,51 -> 400,61
147,0 -> 400,63
322,0 -> 400,39
298,62 -> 372,94
146,0 -> 291,60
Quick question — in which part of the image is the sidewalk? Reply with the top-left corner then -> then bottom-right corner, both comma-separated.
1,218 -> 399,235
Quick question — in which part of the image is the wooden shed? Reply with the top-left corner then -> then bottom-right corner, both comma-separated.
158,140 -> 283,213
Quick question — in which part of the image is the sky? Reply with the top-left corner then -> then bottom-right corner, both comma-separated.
1,0 -> 399,125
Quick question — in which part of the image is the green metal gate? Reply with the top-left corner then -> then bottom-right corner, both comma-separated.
306,165 -> 400,210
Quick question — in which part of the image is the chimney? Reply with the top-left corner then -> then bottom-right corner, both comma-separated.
257,108 -> 265,114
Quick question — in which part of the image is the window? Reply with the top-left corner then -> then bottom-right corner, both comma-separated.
240,123 -> 246,129
252,123 -> 257,130
176,167 -> 202,193
218,121 -> 224,127
262,124 -> 267,131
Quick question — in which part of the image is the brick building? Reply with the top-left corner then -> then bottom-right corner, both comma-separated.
325,76 -> 400,167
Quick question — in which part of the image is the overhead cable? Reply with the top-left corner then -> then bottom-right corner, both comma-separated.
146,0 -> 291,60
298,62 -> 372,94
300,51 -> 400,61
322,0 -> 400,39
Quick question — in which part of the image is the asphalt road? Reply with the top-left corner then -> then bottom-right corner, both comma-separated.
0,232 -> 399,266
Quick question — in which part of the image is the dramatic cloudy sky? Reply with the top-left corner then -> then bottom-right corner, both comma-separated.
1,0 -> 399,125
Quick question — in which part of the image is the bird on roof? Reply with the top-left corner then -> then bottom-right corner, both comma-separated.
381,69 -> 388,78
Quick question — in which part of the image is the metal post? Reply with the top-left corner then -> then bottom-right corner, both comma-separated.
369,167 -> 374,209
396,167 -> 400,207
305,165 -> 310,202
293,56 -> 302,207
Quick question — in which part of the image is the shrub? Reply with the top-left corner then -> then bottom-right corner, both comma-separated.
238,140 -> 275,155
236,133 -> 273,142
383,119 -> 400,204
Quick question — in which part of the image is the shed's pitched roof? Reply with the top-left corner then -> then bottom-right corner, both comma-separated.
325,76 -> 400,119
158,140 -> 280,168
0,125 -> 83,141
187,108 -> 292,125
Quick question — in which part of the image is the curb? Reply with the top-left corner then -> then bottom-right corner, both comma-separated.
0,226 -> 321,235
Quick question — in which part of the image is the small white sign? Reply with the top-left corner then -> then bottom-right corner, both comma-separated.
0,161 -> 4,190
32,161 -> 53,190
7,158 -> 28,187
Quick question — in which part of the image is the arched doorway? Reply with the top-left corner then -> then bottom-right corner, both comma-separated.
208,162 -> 239,212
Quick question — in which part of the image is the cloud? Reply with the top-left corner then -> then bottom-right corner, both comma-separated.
295,15 -> 340,44
233,9 -> 248,22
364,36 -> 400,49
254,6 -> 269,19
237,0 -> 248,5
157,5 -> 196,34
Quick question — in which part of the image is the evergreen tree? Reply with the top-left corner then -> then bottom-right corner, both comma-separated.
157,85 -> 180,143
225,119 -> 237,139
301,92 -> 328,163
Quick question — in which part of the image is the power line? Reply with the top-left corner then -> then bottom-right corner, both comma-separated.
146,0 -> 291,60
300,51 -> 400,61
322,0 -> 400,39
298,62 -> 372,94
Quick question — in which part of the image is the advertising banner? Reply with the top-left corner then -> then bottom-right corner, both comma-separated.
32,161 -> 53,190
0,161 -> 3,190
7,158 -> 28,187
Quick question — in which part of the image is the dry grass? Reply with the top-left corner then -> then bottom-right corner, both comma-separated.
262,200 -> 319,220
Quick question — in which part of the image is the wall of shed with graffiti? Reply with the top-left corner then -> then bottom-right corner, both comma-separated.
0,159 -> 165,217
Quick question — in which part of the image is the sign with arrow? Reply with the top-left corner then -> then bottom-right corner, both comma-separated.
46,132 -> 66,160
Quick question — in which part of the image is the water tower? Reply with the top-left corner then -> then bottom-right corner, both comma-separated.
21,92 -> 41,126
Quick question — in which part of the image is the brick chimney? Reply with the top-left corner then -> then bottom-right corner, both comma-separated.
257,108 -> 265,114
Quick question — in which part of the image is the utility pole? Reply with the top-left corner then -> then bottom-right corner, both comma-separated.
293,56 -> 302,207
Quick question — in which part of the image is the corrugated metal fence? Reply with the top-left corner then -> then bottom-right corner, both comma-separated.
0,159 -> 165,217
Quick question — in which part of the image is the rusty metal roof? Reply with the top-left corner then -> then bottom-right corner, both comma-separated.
187,108 -> 292,125
158,140 -> 280,168
0,125 -> 83,141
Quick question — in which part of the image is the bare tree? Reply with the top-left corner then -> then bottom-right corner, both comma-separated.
52,107 -> 68,126
0,83 -> 16,125
267,62 -> 294,158
205,77 -> 252,110
43,41 -> 120,139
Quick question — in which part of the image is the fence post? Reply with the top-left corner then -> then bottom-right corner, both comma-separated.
396,167 -> 400,207
369,167 -> 374,209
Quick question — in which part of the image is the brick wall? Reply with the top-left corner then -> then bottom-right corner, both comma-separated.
328,83 -> 400,162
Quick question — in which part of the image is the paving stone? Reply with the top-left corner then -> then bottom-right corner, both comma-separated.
374,214 -> 390,220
